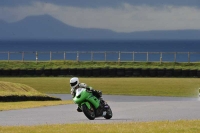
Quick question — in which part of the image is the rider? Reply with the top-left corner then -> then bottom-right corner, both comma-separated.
70,77 -> 105,112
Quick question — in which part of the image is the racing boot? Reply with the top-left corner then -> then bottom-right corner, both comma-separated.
77,106 -> 82,112
100,97 -> 109,109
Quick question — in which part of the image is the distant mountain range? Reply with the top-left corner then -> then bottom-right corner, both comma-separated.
0,14 -> 200,40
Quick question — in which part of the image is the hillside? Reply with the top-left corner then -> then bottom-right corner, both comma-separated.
0,14 -> 200,40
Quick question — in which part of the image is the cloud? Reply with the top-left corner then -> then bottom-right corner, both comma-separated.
1,2 -> 200,32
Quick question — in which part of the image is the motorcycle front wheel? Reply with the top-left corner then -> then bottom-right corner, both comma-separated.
82,104 -> 95,120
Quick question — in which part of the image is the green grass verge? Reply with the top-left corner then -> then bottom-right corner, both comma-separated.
1,61 -> 200,69
0,77 -> 199,97
0,120 -> 200,133
0,100 -> 72,111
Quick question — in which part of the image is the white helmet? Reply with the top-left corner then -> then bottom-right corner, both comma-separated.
70,77 -> 79,89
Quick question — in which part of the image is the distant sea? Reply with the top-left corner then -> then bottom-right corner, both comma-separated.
0,40 -> 200,62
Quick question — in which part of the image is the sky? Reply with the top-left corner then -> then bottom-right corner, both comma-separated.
0,0 -> 200,32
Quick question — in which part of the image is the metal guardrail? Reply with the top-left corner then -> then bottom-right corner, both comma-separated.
0,51 -> 200,63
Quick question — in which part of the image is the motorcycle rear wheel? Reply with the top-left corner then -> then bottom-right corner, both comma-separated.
104,106 -> 112,119
82,104 -> 95,120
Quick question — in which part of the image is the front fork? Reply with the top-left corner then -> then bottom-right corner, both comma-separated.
80,102 -> 91,110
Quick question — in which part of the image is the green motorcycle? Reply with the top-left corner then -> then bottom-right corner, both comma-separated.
73,88 -> 112,120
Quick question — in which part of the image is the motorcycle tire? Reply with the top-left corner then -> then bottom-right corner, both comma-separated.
82,104 -> 95,120
104,106 -> 113,119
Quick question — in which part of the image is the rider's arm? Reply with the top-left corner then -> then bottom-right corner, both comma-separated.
79,83 -> 102,97
79,83 -> 93,90
71,88 -> 76,98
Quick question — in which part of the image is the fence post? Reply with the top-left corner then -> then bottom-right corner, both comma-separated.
160,52 -> 162,64
36,51 -> 38,63
174,52 -> 177,62
22,51 -> 24,62
132,51 -> 135,62
146,52 -> 149,62
50,51 -> 52,61
188,52 -> 190,63
91,51 -> 93,62
118,51 -> 121,63
7,51 -> 10,62
64,52 -> 66,61
77,51 -> 79,62
104,51 -> 107,62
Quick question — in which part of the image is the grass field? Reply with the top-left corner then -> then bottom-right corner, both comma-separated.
0,77 -> 199,97
0,120 -> 200,133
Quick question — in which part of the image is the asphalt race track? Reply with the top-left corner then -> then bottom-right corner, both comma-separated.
0,94 -> 200,126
